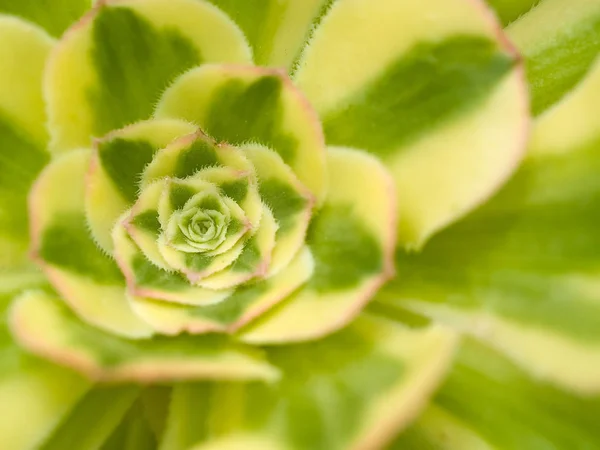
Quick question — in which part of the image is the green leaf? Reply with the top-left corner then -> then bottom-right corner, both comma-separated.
195,203 -> 276,290
101,399 -> 160,450
0,16 -> 53,267
162,315 -> 457,450
507,0 -> 600,115
45,0 -> 251,153
39,385 -> 141,450
321,36 -> 515,158
112,222 -> 233,308
0,357 -> 91,450
485,0 -> 542,26
205,0 -> 331,68
0,266 -> 48,316
390,405 -> 496,450
155,64 -> 327,204
294,0 -> 528,246
378,59 -> 600,393
244,144 -> 313,277
0,267 -> 91,450
30,149 -> 154,338
141,132 -> 262,231
145,176 -> 251,279
0,0 -> 91,37
239,147 -> 396,344
391,339 -> 600,449
10,290 -> 280,383
87,119 -> 197,253
139,386 -> 172,442
130,247 -> 313,335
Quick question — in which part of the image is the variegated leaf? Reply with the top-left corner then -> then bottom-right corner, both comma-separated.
0,16 -> 53,268
0,0 -> 91,36
507,0 -> 600,115
378,58 -> 600,393
45,0 -> 252,153
240,147 -> 396,343
391,339 -> 600,449
294,0 -> 529,247
11,290 -> 280,383
161,315 -> 457,450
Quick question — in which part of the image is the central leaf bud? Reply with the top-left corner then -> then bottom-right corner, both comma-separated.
166,192 -> 229,253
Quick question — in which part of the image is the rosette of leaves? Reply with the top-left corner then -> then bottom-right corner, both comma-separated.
1,0 -> 600,448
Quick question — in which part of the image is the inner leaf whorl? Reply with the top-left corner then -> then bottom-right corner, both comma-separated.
166,190 -> 230,253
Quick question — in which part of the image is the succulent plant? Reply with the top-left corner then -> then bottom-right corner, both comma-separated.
1,0 -> 599,448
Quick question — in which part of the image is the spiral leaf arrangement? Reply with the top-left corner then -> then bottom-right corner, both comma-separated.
1,0 -> 600,449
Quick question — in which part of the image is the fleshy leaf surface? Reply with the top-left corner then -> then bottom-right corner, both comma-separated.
196,205 -> 277,290
294,0 -> 528,246
86,118 -> 196,253
160,315 -> 457,450
4,2 -> 598,449
0,0 -> 91,36
38,385 -> 140,450
0,356 -> 91,450
11,290 -> 280,383
378,59 -> 600,393
155,64 -> 327,204
205,0 -> 332,69
112,220 -> 232,307
243,144 -> 314,277
0,268 -> 91,450
30,149 -> 154,338
0,16 -> 53,268
150,178 -> 252,280
45,0 -> 252,153
129,247 -> 314,335
391,339 -> 600,449
240,147 -> 396,343
485,0 -> 541,25
100,396 -> 161,450
507,0 -> 600,115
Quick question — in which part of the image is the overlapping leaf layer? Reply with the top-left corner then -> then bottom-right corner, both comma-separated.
0,0 -> 598,449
